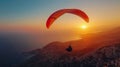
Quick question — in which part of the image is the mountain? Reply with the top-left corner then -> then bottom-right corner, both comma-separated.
78,43 -> 120,67
19,27 -> 120,67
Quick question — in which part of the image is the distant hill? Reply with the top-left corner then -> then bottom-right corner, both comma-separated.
19,27 -> 120,67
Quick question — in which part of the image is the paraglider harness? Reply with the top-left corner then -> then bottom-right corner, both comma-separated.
66,44 -> 72,52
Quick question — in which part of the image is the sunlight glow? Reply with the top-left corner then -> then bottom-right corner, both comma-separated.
81,25 -> 87,29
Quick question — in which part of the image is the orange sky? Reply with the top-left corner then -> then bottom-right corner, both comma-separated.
0,0 -> 120,46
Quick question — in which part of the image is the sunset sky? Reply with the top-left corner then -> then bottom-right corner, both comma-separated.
0,0 -> 120,47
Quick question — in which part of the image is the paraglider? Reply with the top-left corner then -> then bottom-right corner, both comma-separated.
46,9 -> 89,29
66,44 -> 72,52
46,9 -> 90,52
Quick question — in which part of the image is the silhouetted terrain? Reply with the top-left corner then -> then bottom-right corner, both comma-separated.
19,44 -> 120,67
19,27 -> 120,67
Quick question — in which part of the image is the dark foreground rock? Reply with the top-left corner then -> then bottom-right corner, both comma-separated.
19,43 -> 120,67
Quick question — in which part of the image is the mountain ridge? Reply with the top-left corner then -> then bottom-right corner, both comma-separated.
20,27 -> 120,67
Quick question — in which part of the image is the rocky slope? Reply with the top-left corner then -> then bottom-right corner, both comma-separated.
19,27 -> 120,67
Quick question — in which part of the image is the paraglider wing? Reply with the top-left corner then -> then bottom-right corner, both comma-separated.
46,9 -> 89,29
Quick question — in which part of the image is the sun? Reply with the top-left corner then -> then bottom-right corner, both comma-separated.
81,25 -> 87,29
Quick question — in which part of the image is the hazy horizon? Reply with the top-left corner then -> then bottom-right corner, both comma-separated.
0,0 -> 120,49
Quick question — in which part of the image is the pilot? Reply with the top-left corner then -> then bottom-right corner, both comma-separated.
66,44 -> 72,52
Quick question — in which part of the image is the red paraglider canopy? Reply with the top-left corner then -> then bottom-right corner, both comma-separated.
46,9 -> 89,29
